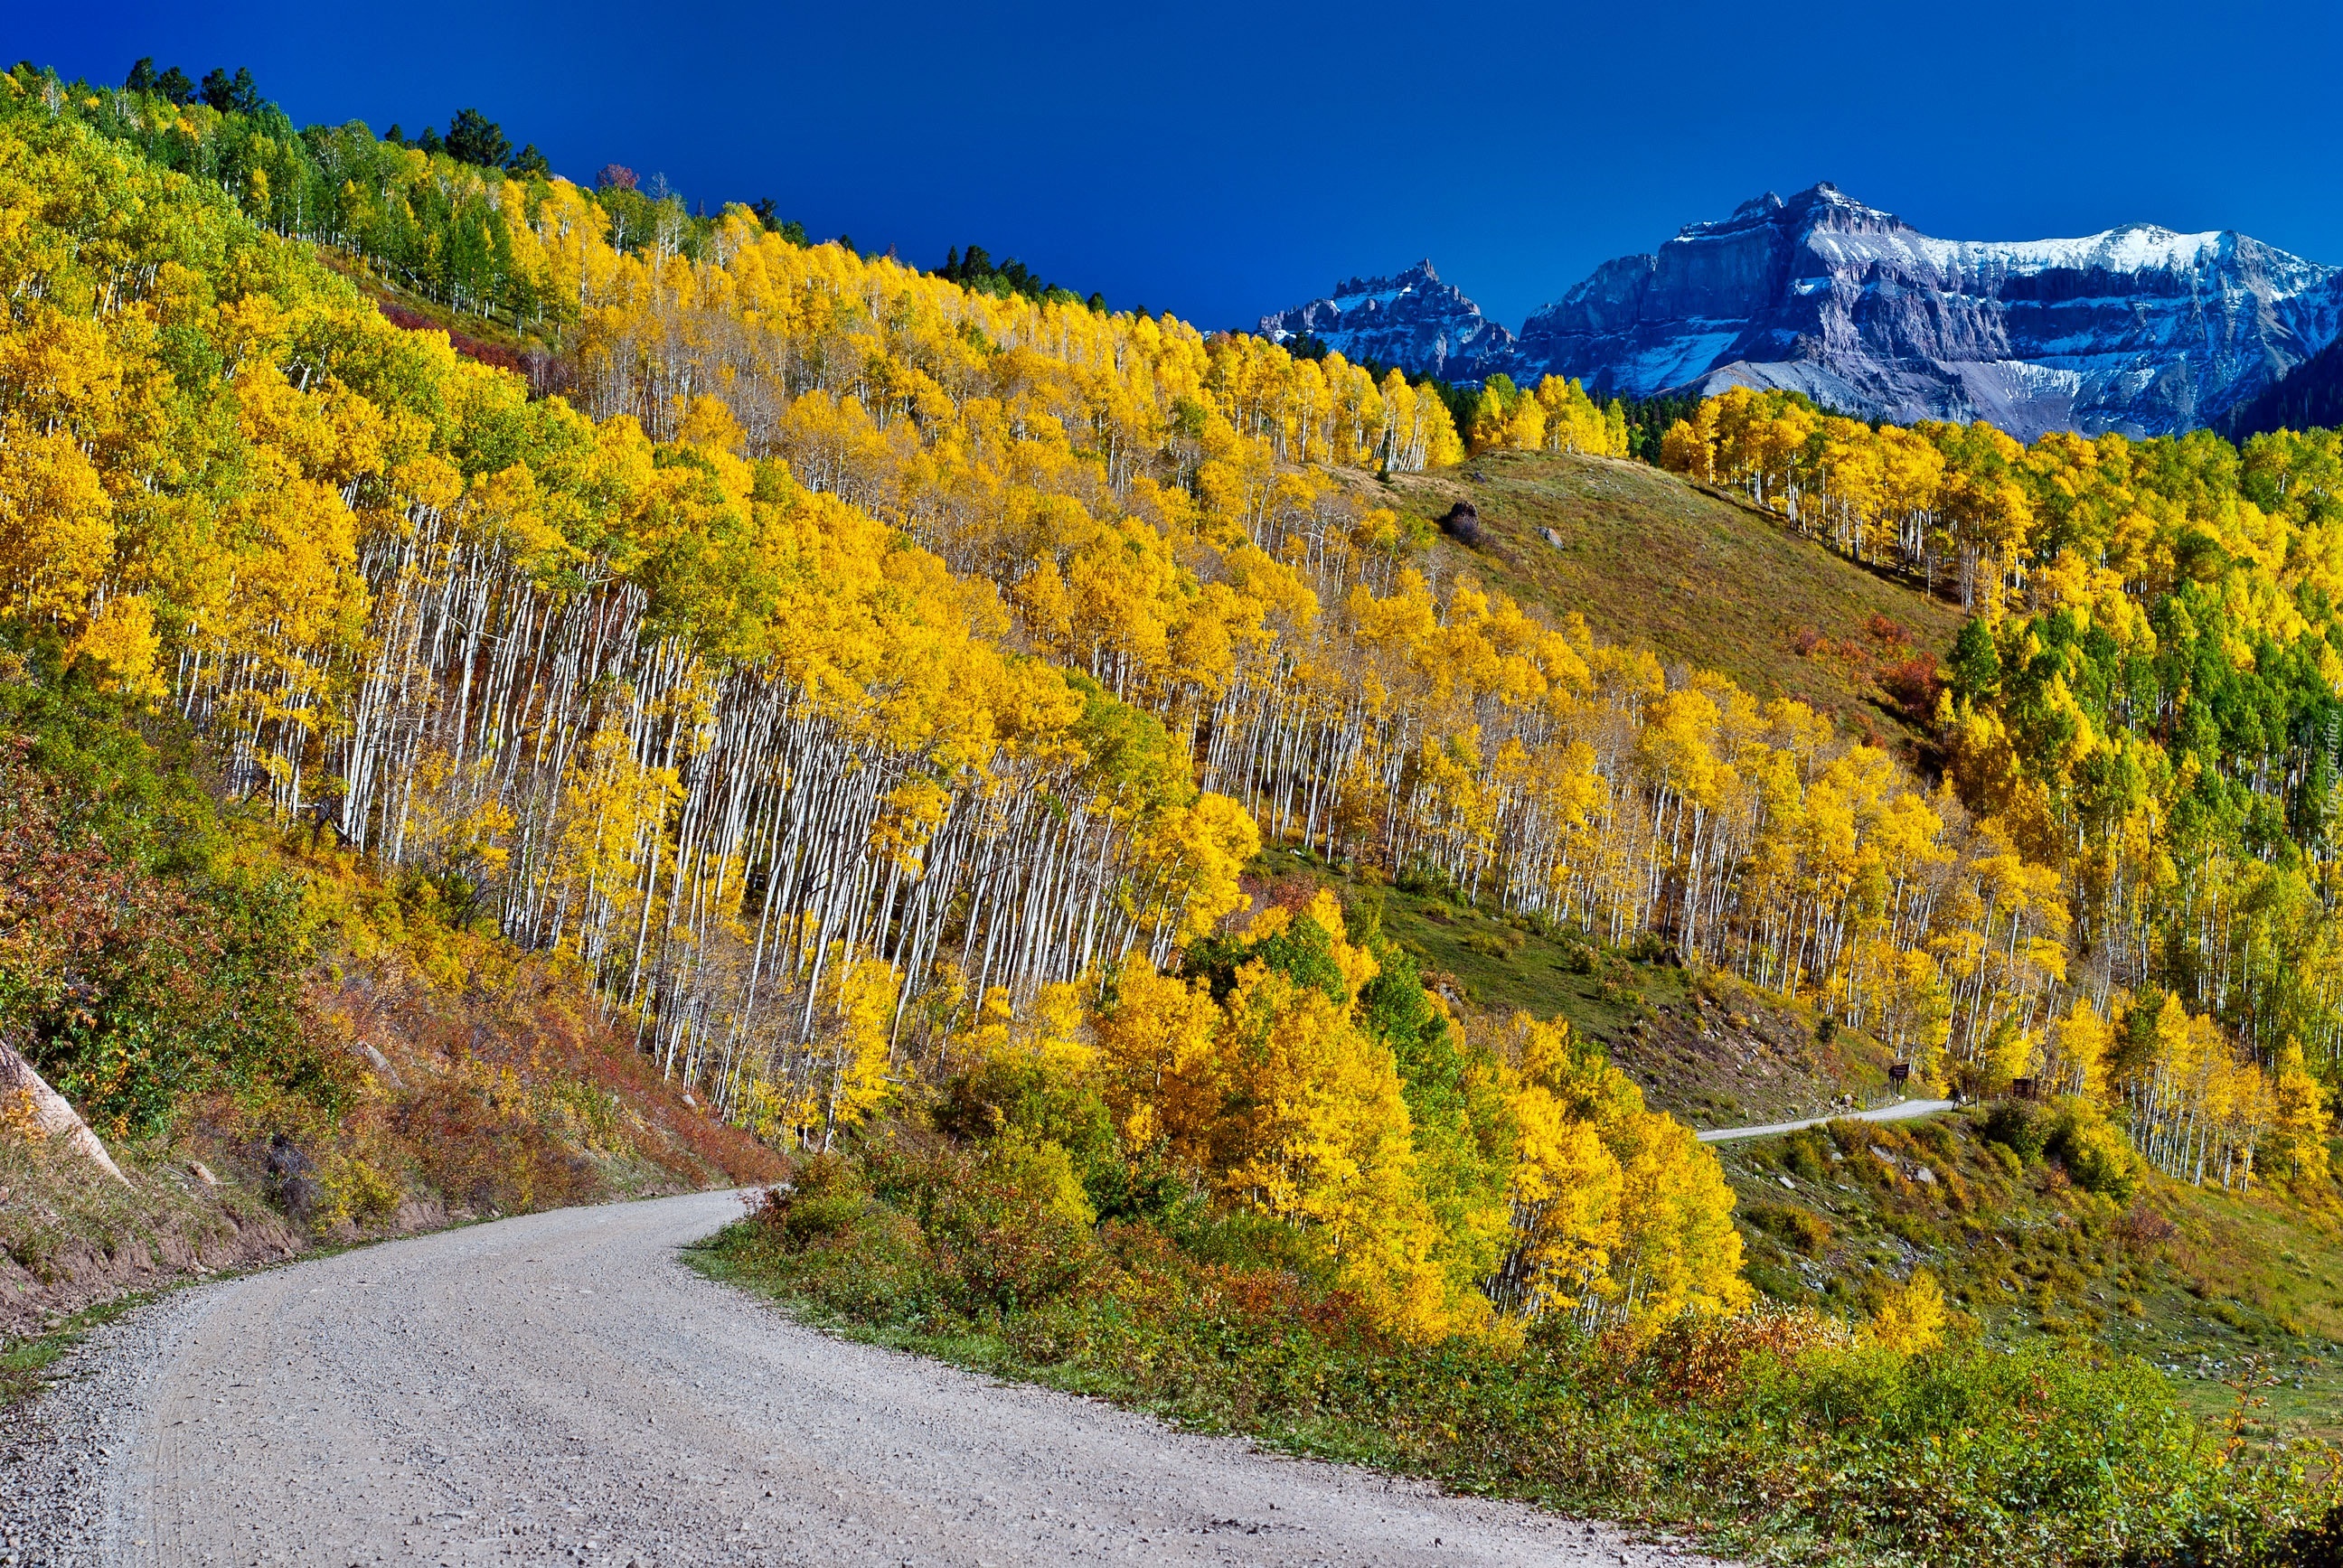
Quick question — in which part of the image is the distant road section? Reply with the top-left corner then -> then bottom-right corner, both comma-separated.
1697,1099 -> 1959,1144
21,1189 -> 1727,1566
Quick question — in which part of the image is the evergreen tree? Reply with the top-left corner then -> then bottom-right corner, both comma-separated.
197,66 -> 260,115
444,107 -> 510,168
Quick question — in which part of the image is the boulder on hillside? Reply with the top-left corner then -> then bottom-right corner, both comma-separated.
1438,501 -> 1482,546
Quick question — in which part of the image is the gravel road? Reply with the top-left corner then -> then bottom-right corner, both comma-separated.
1695,1098 -> 1957,1143
5,1190 -> 1722,1567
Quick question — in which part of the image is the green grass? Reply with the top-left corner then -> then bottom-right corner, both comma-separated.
1373,449 -> 1963,742
1,1288 -> 162,1407
1265,846 -> 1892,1129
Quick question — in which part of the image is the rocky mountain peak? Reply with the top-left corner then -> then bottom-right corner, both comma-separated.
1330,258 -> 1441,293
1692,183 -> 1904,243
1510,181 -> 2343,434
1256,258 -> 1514,380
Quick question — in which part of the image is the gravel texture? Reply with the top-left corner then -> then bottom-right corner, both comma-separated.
5,1190 -> 1724,1566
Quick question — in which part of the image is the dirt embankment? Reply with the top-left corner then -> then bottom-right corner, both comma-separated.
5,951 -> 786,1343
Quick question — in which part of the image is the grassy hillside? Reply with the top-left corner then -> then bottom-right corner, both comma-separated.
1374,449 -> 1963,743
1719,1108 -> 2343,1443
1250,844 -> 2343,1456
1262,847 -> 1889,1130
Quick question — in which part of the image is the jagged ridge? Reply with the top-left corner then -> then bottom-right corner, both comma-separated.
1256,260 -> 1515,380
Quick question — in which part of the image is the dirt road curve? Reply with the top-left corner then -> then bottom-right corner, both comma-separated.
8,1190 -> 1720,1568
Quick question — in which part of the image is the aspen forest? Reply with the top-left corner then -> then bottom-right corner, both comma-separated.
0,68 -> 1741,1343
5,52 -> 2343,1361
1656,387 -> 2343,1188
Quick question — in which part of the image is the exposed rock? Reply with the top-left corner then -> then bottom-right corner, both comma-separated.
1256,261 -> 1516,380
358,1041 -> 402,1089
1437,501 -> 1482,546
0,1035 -> 129,1188
264,1133 -> 319,1221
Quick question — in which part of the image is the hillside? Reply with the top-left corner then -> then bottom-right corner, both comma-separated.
1255,844 -> 1890,1129
1720,1107 -> 2343,1443
0,680 -> 785,1361
1375,449 -> 1962,741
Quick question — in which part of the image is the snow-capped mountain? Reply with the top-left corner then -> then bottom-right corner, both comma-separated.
1517,183 -> 2342,437
1256,261 -> 1515,380
1263,186 -> 2343,438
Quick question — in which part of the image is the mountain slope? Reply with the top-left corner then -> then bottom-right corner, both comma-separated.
2218,329 -> 2343,439
1365,448 -> 1962,738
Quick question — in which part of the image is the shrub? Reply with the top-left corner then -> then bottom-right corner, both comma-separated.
1882,1210 -> 1943,1249
986,1128 -> 1096,1227
1623,1301 -> 1852,1405
858,1133 -> 1100,1318
1783,1128 -> 1831,1183
936,1053 -> 1146,1219
1750,1203 -> 1834,1255
315,1150 -> 401,1228
1864,1269 -> 1947,1353
2046,1099 -> 2141,1201
1176,1206 -> 1341,1287
754,1153 -> 873,1251
1981,1098 -> 2048,1164
740,1168 -> 934,1325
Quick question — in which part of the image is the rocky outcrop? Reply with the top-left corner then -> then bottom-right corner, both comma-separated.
1514,183 -> 2343,437
1256,261 -> 1515,380
1,1036 -> 128,1187
2218,331 -> 2343,440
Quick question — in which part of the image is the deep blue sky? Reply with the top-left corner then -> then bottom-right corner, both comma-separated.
16,1 -> 2343,330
